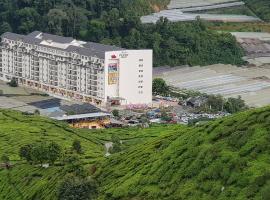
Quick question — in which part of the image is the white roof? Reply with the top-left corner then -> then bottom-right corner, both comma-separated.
52,112 -> 111,121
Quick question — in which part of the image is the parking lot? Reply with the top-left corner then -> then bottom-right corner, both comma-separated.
0,81 -> 100,117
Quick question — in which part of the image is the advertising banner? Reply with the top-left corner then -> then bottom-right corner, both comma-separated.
108,63 -> 118,85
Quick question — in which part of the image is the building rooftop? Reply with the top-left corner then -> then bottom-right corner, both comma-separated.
52,112 -> 111,121
1,31 -> 124,58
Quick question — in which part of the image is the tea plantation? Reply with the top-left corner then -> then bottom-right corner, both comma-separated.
0,109 -> 174,200
0,107 -> 270,200
97,106 -> 270,200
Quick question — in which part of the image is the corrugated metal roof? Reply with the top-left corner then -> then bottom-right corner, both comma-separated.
52,112 -> 111,121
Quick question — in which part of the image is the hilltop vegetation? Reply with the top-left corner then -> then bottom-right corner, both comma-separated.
1,106 -> 270,199
0,0 -> 244,67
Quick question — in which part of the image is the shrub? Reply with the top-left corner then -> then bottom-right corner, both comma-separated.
1,154 -> 10,169
7,77 -> 18,87
19,144 -> 33,162
47,142 -> 61,165
152,78 -> 169,96
112,109 -> 119,117
19,142 -> 61,165
262,184 -> 270,200
34,109 -> 40,115
57,175 -> 97,200
72,140 -> 83,154
63,154 -> 85,176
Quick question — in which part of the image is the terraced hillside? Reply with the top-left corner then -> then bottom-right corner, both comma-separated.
1,106 -> 270,200
98,106 -> 270,200
0,109 -> 104,200
0,109 -> 175,200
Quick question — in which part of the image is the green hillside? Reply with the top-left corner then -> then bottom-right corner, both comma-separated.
98,106 -> 270,200
1,107 -> 270,200
0,109 -> 103,200
0,109 -> 173,200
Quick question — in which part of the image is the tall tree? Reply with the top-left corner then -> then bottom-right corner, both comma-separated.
47,9 -> 67,35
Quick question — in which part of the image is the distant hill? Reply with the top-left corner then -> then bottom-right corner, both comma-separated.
98,106 -> 270,199
1,106 -> 270,199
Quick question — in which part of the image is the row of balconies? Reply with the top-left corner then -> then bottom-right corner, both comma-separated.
87,81 -> 97,86
31,72 -> 39,76
67,70 -> 77,75
49,66 -> 58,71
14,68 -> 23,72
49,72 -> 57,76
49,81 -> 58,86
31,67 -> 39,71
87,70 -> 98,75
49,76 -> 58,81
14,58 -> 22,62
29,76 -> 39,81
87,86 -> 97,91
14,54 -> 23,57
67,75 -> 77,80
87,91 -> 97,96
31,62 -> 39,66
14,63 -> 23,67
15,72 -> 22,77
67,81 -> 77,85
67,66 -> 77,70
49,60 -> 57,65
31,56 -> 39,61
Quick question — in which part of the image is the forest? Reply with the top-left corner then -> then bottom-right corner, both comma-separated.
0,0 -> 244,66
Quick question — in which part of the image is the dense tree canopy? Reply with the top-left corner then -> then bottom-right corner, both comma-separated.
0,0 -> 244,66
152,78 -> 169,96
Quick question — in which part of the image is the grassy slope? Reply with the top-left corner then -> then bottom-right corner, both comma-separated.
98,106 -> 270,200
0,109 -> 174,200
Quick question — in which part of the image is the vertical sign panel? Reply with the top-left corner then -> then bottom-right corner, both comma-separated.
108,63 -> 118,85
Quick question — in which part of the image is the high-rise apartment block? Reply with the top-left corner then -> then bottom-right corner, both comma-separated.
0,31 -> 152,106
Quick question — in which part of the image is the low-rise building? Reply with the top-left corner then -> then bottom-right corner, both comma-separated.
52,112 -> 111,129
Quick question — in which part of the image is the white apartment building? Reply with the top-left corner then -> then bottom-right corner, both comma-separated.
0,31 -> 152,106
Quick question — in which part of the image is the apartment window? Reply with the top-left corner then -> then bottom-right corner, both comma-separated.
139,70 -> 143,72
139,59 -> 143,62
138,75 -> 143,78
138,86 -> 143,89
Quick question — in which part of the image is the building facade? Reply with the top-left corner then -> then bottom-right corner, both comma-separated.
0,31 -> 152,105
